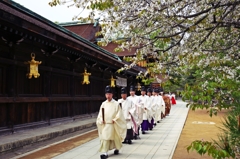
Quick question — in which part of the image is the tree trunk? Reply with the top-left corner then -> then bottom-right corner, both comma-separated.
238,115 -> 240,131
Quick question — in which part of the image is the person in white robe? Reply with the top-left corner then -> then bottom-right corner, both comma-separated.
159,92 -> 166,119
146,88 -> 154,130
152,88 -> 163,123
96,86 -> 127,159
118,87 -> 135,144
139,86 -> 149,134
151,88 -> 158,126
127,85 -> 142,139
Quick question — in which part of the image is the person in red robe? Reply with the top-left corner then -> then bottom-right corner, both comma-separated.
171,93 -> 177,105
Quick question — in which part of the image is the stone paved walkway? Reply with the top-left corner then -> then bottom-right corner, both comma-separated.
52,100 -> 189,159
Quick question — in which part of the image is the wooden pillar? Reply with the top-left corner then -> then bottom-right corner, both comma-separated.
44,57 -> 51,125
88,67 -> 92,115
70,62 -> 75,119
6,46 -> 16,133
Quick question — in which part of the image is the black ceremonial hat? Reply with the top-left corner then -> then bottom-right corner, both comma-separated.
105,85 -> 113,93
153,88 -> 159,93
147,88 -> 152,93
130,85 -> 135,91
141,86 -> 146,91
121,87 -> 127,94
159,87 -> 164,92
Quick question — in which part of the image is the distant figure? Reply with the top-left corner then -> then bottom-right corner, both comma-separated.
96,86 -> 127,159
171,93 -> 177,105
163,92 -> 171,116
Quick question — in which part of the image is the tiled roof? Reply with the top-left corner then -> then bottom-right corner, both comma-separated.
7,0 -> 121,62
101,42 -> 137,57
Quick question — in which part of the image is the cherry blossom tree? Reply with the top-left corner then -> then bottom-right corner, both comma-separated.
49,0 -> 239,106
49,1 -> 240,157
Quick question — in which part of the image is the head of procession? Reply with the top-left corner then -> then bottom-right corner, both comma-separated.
105,85 -> 113,101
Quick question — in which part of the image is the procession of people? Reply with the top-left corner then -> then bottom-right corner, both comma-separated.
96,85 -> 174,159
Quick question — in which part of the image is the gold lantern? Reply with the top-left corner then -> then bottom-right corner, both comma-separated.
110,76 -> 116,87
25,53 -> 42,79
136,83 -> 141,91
82,68 -> 91,84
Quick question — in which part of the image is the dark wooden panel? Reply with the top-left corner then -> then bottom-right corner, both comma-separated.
0,96 -> 105,103
74,101 -> 88,115
50,102 -> 71,119
0,104 -> 7,127
50,55 -> 70,71
89,100 -> 102,114
0,67 -> 2,95
51,74 -> 70,95
91,68 -> 102,78
12,103 -> 46,125
74,77 -> 89,96
16,67 -> 43,96
91,79 -> 105,96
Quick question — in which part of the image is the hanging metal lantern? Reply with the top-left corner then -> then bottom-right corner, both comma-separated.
82,68 -> 91,84
136,83 -> 141,91
110,76 -> 116,87
25,53 -> 42,79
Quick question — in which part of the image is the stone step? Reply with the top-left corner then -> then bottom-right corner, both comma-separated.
0,116 -> 97,154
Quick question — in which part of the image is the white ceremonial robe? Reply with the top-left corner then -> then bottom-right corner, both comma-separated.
145,95 -> 154,123
139,95 -> 148,120
151,95 -> 158,121
153,95 -> 163,121
127,95 -> 143,125
96,99 -> 127,152
118,98 -> 135,129
159,95 -> 166,115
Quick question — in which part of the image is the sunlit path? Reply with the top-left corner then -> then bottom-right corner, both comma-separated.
52,100 -> 189,159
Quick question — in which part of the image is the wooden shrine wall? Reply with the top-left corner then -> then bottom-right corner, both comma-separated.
0,37 -> 119,132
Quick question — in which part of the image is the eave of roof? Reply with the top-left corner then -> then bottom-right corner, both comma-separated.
3,0 -> 121,62
59,21 -> 94,27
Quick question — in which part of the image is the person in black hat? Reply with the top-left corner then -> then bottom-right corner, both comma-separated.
146,88 -> 152,97
152,88 -> 159,125
118,87 -> 135,144
129,85 -> 135,92
152,88 -> 165,123
96,86 -> 127,159
139,86 -> 148,134
127,85 -> 141,139
146,88 -> 154,130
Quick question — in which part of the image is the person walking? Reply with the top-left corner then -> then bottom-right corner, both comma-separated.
146,88 -> 154,130
127,85 -> 142,139
118,87 -> 136,144
171,92 -> 177,105
152,88 -> 161,123
163,92 -> 171,116
96,86 -> 127,159
139,86 -> 149,134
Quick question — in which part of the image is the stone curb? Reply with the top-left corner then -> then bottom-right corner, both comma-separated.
0,120 -> 96,153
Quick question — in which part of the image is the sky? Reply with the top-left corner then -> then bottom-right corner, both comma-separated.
12,0 -> 90,22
